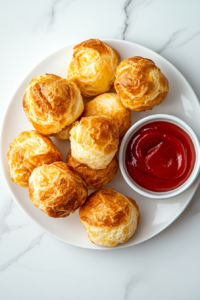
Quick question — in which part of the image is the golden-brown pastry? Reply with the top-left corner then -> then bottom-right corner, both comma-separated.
67,39 -> 120,97
82,93 -> 131,139
23,74 -> 84,135
66,150 -> 118,190
79,188 -> 140,248
28,162 -> 88,218
52,124 -> 72,140
7,131 -> 62,187
70,116 -> 119,170
114,56 -> 169,111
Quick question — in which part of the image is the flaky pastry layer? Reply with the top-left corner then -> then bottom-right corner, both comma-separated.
29,162 -> 88,218
66,150 -> 118,190
70,116 -> 119,170
82,93 -> 131,139
79,188 -> 140,248
114,56 -> 169,111
7,130 -> 62,187
67,39 -> 120,97
23,74 -> 84,135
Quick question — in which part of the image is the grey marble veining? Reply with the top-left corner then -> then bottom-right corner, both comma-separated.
0,234 -> 44,272
0,198 -> 14,237
49,0 -> 62,26
121,0 -> 155,40
178,30 -> 200,48
157,29 -> 200,53
157,29 -> 185,53
48,0 -> 75,26
0,198 -> 25,237
122,0 -> 133,40
124,275 -> 141,300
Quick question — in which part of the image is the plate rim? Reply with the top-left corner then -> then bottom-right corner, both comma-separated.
1,39 -> 200,250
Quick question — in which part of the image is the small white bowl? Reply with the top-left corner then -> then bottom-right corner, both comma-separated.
119,114 -> 200,199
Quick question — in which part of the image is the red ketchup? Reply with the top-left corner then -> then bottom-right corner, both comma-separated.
126,121 -> 196,192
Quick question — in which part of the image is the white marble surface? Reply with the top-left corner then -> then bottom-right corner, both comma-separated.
0,0 -> 200,299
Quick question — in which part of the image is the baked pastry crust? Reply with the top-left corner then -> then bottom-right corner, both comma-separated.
82,93 -> 131,139
66,150 -> 118,190
79,188 -> 140,248
114,56 -> 169,111
52,124 -> 72,140
23,74 -> 84,135
67,39 -> 120,97
70,115 -> 119,170
7,130 -> 62,187
28,162 -> 88,218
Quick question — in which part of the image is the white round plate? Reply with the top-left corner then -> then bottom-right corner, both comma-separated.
1,39 -> 200,250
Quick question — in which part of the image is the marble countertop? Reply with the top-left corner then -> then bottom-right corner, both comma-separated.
0,0 -> 200,299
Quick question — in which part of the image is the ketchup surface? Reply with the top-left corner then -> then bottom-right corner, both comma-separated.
126,121 -> 196,192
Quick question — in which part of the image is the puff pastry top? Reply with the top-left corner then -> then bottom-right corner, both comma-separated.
66,150 -> 118,190
67,39 -> 120,97
28,162 -> 88,218
114,56 -> 169,111
82,93 -> 131,139
79,188 -> 140,247
7,130 -> 62,187
70,116 -> 119,170
23,74 -> 84,135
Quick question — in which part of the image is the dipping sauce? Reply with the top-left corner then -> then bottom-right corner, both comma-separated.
126,121 -> 196,192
